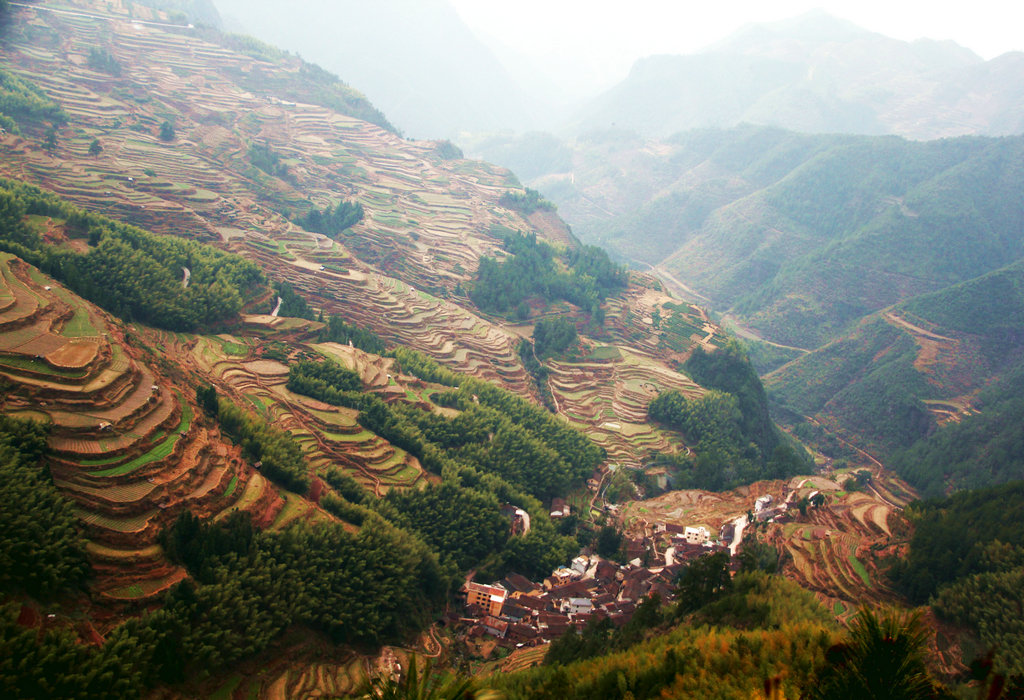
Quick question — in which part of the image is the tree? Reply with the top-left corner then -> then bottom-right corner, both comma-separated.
42,126 -> 57,151
196,384 -> 218,416
676,551 -> 732,615
809,608 -> 951,700
533,316 -> 577,359
359,655 -> 496,700
159,121 -> 175,142
596,525 -> 623,558
88,138 -> 102,156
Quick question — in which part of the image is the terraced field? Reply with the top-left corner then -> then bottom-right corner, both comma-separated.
0,0 -> 537,395
770,479 -> 905,619
0,254 -> 278,604
149,322 -> 444,498
547,344 -> 701,467
0,0 -> 742,496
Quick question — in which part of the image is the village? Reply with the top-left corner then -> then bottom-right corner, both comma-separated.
452,489 -> 802,653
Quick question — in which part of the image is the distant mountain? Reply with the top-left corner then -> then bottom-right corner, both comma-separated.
521,123 -> 1024,493
541,126 -> 1024,349
213,0 -> 540,138
567,11 -> 1024,140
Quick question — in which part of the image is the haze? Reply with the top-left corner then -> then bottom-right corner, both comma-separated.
450,0 -> 1024,92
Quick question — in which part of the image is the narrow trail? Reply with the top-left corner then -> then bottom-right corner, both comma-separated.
719,313 -> 811,354
801,414 -> 904,511
884,312 -> 955,343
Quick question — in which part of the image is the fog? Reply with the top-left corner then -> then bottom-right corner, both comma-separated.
212,0 -> 1024,141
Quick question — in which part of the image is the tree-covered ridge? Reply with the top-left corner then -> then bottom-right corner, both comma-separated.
649,342 -> 807,490
532,316 -> 578,359
0,178 -> 266,331
769,259 -> 1024,491
470,230 -> 627,320
284,354 -> 590,578
684,342 -> 778,459
382,482 -> 508,571
558,127 -> 1024,350
0,416 -> 88,598
892,481 -> 1024,604
272,280 -> 315,320
498,187 -> 556,215
890,361 -> 1024,497
319,313 -> 387,355
214,397 -> 311,494
0,68 -> 67,133
287,356 -> 604,502
0,509 -> 449,699
891,481 -> 1024,680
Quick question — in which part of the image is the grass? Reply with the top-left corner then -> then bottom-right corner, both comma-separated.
90,399 -> 193,477
848,553 -> 871,587
210,676 -> 243,700
91,433 -> 181,477
222,475 -> 239,499
62,308 -> 98,336
0,353 -> 89,378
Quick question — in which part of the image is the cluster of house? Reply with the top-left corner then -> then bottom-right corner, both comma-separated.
456,521 -> 736,648
456,486 -> 820,650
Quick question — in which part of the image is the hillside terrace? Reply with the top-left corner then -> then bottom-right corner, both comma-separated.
0,254 -> 280,607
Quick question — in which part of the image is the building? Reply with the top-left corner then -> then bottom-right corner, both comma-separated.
463,582 -> 507,617
564,597 -> 594,615
550,497 -> 570,519
683,526 -> 709,544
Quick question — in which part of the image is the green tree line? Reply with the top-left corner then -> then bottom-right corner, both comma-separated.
0,68 -> 67,133
0,178 -> 266,331
470,230 -> 626,321
0,416 -> 88,598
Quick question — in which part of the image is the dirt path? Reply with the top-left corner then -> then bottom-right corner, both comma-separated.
884,312 -> 955,343
728,514 -> 748,557
719,313 -> 812,353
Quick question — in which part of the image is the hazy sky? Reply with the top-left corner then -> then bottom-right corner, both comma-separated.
450,0 -> 1024,91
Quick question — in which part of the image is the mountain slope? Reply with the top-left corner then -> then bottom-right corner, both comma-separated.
213,0 -> 540,138
569,11 -> 1024,140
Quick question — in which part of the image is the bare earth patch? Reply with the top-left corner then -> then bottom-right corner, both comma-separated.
47,339 -> 99,368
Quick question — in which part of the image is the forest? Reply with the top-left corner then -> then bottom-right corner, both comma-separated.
319,312 -> 388,354
285,354 -> 598,577
213,396 -> 312,494
891,481 -> 1024,680
0,67 -> 67,133
890,360 -> 1024,497
649,342 -> 807,490
2,510 -> 448,699
0,179 -> 266,331
470,230 -> 627,320
0,416 -> 87,599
